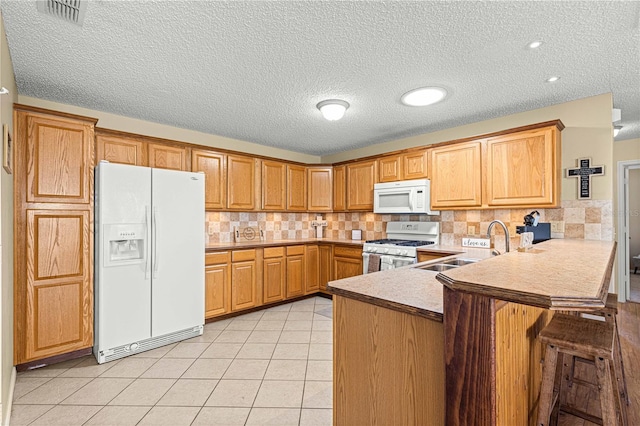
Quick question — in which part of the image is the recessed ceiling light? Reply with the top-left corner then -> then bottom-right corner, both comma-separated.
527,40 -> 544,49
401,87 -> 447,107
545,76 -> 560,83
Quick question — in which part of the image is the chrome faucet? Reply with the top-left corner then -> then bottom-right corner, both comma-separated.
486,220 -> 510,255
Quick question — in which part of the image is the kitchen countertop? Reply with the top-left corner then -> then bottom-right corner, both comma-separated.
206,237 -> 365,251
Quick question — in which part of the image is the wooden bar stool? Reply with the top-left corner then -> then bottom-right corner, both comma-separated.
537,313 -> 628,426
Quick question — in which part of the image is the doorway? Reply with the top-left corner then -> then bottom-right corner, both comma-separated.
618,160 -> 640,303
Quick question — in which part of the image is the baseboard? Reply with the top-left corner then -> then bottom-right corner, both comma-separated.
2,367 -> 16,426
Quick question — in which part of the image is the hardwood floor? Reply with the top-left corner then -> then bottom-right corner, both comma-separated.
558,301 -> 639,425
629,271 -> 640,303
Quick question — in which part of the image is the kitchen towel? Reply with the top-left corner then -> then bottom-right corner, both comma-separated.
367,253 -> 381,273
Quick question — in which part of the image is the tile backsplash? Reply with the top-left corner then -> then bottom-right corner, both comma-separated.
205,200 -> 613,249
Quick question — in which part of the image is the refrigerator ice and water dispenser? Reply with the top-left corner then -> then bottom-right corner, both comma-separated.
104,223 -> 146,266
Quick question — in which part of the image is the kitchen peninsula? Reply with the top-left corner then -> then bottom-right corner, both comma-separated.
328,238 -> 616,426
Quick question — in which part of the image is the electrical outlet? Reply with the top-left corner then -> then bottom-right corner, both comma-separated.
467,225 -> 476,235
207,223 -> 215,235
550,221 -> 565,233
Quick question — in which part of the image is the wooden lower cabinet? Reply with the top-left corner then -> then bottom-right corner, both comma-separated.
305,245 -> 319,294
205,252 -> 231,318
319,244 -> 332,292
231,249 -> 258,311
263,247 -> 285,303
333,245 -> 363,280
286,245 -> 305,298
417,250 -> 459,263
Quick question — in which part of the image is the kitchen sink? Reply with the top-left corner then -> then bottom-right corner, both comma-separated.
418,263 -> 459,272
440,258 -> 480,266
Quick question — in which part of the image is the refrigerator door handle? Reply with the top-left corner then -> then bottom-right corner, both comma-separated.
144,206 -> 150,279
153,206 -> 159,278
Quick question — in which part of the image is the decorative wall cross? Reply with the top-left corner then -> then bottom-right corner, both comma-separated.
565,157 -> 604,200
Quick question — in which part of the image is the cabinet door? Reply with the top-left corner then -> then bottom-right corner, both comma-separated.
26,114 -> 93,204
287,165 -> 307,211
305,245 -> 320,294
148,143 -> 187,171
430,141 -> 482,209
485,127 -> 558,207
24,209 -> 92,362
318,245 -> 332,292
262,160 -> 286,210
346,160 -> 377,210
228,155 -> 256,210
231,260 -> 257,311
96,133 -> 146,166
333,165 -> 347,212
192,149 -> 227,210
378,155 -> 402,182
205,263 -> 231,318
402,150 -> 429,180
307,167 -> 332,212
333,257 -> 363,280
286,246 -> 305,298
263,256 -> 285,303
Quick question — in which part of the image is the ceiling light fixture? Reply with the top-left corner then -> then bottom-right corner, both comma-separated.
317,99 -> 350,121
545,76 -> 560,83
614,125 -> 623,137
527,40 -> 544,49
401,87 -> 447,107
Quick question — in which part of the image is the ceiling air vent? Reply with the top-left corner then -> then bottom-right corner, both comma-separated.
36,0 -> 87,26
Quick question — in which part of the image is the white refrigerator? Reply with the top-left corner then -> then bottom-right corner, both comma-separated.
94,161 -> 205,363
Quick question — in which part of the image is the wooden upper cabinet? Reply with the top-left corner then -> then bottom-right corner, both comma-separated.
485,126 -> 560,207
287,165 -> 307,211
307,167 -> 332,212
262,160 -> 286,210
96,132 -> 146,166
430,141 -> 483,209
346,160 -> 377,211
24,113 -> 93,204
228,155 -> 257,210
191,149 -> 227,210
402,149 -> 429,180
148,143 -> 187,171
378,155 -> 402,183
333,165 -> 347,212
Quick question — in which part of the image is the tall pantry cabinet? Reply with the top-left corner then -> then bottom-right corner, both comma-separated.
13,105 -> 97,366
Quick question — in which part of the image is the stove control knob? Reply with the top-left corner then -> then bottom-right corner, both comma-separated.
382,248 -> 390,254
401,250 -> 408,256
370,247 -> 377,253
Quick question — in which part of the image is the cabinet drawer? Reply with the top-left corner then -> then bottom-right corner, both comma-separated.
232,249 -> 256,262
264,246 -> 285,258
206,251 -> 230,265
333,245 -> 362,259
286,245 -> 305,256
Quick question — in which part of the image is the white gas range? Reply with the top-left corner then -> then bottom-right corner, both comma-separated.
362,221 -> 439,274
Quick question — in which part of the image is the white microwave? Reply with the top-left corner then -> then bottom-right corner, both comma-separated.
373,179 -> 439,215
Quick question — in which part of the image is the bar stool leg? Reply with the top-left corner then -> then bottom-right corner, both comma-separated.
613,320 -> 630,406
594,357 -> 620,426
538,344 -> 559,426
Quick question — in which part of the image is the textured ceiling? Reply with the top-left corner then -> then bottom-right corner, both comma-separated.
2,1 -> 639,156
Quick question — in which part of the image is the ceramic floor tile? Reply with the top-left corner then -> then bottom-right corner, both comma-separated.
287,311 -> 314,321
245,407 -> 301,425
205,318 -> 232,330
200,342 -> 243,359
308,344 -> 332,360
313,306 -> 333,318
311,320 -> 333,331
300,408 -> 333,426
62,378 -> 133,405
313,312 -> 332,321
236,343 -> 276,359
214,329 -> 252,343
191,407 -> 250,425
12,377 -> 52,399
205,380 -> 261,407
156,379 -> 218,406
254,320 -> 286,331
289,302 -> 316,312
226,319 -> 259,331
314,297 -> 333,305
132,343 -> 177,358
140,358 -> 194,378
306,360 -> 333,381
182,358 -> 232,379
14,377 -> 92,405
246,330 -> 282,343
99,357 -> 157,378
222,359 -> 269,380
279,330 -> 311,343
9,404 -> 54,425
17,358 -> 84,379
261,311 -> 289,321
84,406 -> 151,425
264,359 -> 307,380
108,378 -> 176,406
186,328 -> 222,343
59,357 -> 120,378
310,331 -> 332,343
302,381 -> 332,408
254,380 -> 304,408
30,404 -> 102,425
137,406 -> 200,426
163,342 -> 210,358
264,304 -> 292,312
272,343 -> 309,360
233,310 -> 265,321
283,320 -> 313,331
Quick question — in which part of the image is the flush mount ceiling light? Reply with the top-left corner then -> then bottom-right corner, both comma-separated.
614,125 -> 623,137
545,76 -> 560,83
401,87 -> 447,106
317,99 -> 350,121
527,40 -> 544,49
